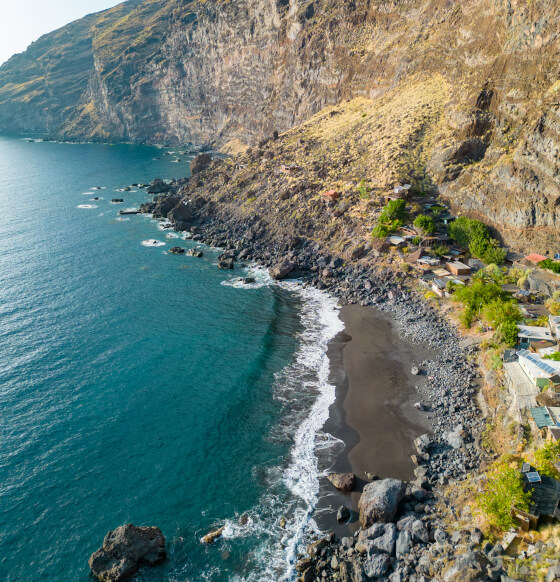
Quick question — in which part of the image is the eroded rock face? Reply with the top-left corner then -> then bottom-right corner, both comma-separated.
190,154 -> 212,175
88,524 -> 166,582
358,479 -> 406,527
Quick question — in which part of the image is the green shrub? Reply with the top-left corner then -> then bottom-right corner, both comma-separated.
534,441 -> 560,479
543,352 -> 560,361
358,179 -> 371,199
494,320 -> 520,347
449,216 -> 506,264
476,462 -> 532,531
413,214 -> 436,236
539,259 -> 560,274
372,199 -> 407,238
454,282 -> 507,312
372,224 -> 391,239
545,298 -> 560,315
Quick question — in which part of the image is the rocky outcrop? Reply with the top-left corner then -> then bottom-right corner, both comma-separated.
88,524 -> 166,582
2,0 -> 560,249
190,154 -> 212,176
358,479 -> 406,527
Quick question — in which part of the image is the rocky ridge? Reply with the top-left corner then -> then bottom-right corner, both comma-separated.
1,0 -> 560,249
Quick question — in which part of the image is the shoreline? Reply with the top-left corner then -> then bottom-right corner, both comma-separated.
137,179 -> 490,579
316,305 -> 434,536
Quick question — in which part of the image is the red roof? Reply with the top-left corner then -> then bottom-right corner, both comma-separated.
526,253 -> 548,263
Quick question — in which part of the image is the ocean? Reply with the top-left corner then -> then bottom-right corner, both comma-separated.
0,137 -> 344,581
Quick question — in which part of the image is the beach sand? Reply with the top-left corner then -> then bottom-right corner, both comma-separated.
316,304 -> 434,534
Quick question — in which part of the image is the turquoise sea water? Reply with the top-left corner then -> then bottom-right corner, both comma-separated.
0,137 -> 344,581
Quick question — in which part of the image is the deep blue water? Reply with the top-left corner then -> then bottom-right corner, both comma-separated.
0,137 -> 344,581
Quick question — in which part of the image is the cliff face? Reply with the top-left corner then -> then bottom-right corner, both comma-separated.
0,0 -> 559,252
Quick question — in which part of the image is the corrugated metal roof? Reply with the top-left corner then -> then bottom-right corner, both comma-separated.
531,407 -> 555,429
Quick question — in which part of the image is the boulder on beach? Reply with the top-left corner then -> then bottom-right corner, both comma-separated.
358,478 -> 406,527
190,153 -> 212,175
327,472 -> 356,492
269,259 -> 294,280
88,524 -> 166,582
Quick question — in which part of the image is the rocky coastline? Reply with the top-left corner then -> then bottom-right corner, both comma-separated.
124,169 -> 511,581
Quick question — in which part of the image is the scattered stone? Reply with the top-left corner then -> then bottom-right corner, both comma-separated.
169,246 -> 185,254
186,248 -> 203,257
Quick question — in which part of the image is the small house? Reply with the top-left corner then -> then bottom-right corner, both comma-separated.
518,325 -> 554,346
525,253 -> 548,267
512,465 -> 560,530
446,261 -> 471,276
387,235 -> 406,248
322,190 -> 340,201
431,278 -> 450,297
530,407 -> 556,429
518,349 -> 560,388
417,256 -> 441,268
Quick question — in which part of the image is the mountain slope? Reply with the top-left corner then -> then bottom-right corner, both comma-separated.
0,0 -> 559,252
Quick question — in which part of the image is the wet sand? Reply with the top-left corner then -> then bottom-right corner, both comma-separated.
316,304 -> 434,534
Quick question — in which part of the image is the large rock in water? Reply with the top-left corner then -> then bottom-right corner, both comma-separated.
358,478 -> 406,527
269,259 -> 294,280
88,524 -> 166,582
327,473 -> 356,492
190,153 -> 212,175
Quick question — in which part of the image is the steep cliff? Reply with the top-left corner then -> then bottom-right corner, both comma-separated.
0,0 -> 559,251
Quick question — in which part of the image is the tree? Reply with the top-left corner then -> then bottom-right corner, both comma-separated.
413,214 -> 436,237
469,235 -> 490,259
372,199 -> 407,238
534,441 -> 560,479
449,216 -> 489,248
494,320 -> 520,347
477,462 -> 532,530
482,240 -> 507,265
454,282 -> 507,312
482,299 -> 522,329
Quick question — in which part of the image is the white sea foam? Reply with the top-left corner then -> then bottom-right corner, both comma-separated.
141,239 -> 166,247
115,217 -> 129,222
220,266 -> 272,290
215,282 -> 344,581
77,204 -> 97,209
81,192 -> 95,195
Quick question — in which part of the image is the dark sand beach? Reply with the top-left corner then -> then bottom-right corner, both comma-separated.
317,304 -> 434,533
